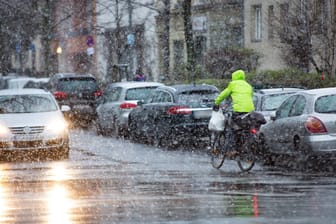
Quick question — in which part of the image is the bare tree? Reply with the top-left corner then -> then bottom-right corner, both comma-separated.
96,0 -> 160,82
0,0 -> 41,74
183,0 -> 195,82
156,0 -> 170,81
274,0 -> 336,77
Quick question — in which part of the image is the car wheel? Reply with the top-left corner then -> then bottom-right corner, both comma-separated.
113,122 -> 120,137
152,134 -> 162,147
258,134 -> 274,166
97,121 -> 109,136
293,136 -> 301,150
96,121 -> 103,135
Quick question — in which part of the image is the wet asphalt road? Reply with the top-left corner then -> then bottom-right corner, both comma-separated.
0,128 -> 336,224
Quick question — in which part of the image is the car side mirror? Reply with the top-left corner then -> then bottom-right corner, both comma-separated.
271,111 -> 278,121
61,105 -> 71,112
96,96 -> 105,105
137,99 -> 145,106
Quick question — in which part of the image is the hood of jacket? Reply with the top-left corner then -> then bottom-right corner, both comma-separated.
231,70 -> 245,81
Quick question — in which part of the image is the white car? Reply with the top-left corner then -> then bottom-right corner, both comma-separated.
0,88 -> 70,160
253,88 -> 304,122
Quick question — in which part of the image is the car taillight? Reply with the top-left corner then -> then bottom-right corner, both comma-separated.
120,102 -> 137,109
250,128 -> 258,134
53,91 -> 67,100
94,90 -> 102,97
168,106 -> 192,115
305,116 -> 327,133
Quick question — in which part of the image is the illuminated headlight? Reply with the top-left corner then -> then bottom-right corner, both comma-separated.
0,125 -> 9,137
45,120 -> 68,135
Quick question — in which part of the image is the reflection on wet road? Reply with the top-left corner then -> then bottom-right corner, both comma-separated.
0,128 -> 335,223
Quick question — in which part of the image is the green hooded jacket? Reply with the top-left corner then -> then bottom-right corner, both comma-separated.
214,70 -> 255,112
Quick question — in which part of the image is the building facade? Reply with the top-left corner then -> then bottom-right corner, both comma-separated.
157,0 -> 335,79
96,0 -> 159,83
9,0 -> 335,81
244,0 -> 286,71
156,0 -> 244,80
52,0 -> 97,76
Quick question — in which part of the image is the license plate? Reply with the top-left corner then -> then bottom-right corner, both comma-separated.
13,134 -> 41,141
73,105 -> 94,112
193,110 -> 212,119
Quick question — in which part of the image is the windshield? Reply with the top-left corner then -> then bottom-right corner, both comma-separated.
125,87 -> 159,101
315,95 -> 336,113
0,94 -> 58,113
261,93 -> 293,111
57,78 -> 99,92
177,91 -> 218,108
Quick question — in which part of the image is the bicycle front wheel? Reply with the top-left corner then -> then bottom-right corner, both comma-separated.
210,131 -> 226,169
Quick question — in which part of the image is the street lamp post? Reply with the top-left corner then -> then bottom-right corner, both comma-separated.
128,0 -> 134,80
56,46 -> 62,72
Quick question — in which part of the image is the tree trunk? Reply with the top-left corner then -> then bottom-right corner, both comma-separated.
162,0 -> 170,81
183,0 -> 195,82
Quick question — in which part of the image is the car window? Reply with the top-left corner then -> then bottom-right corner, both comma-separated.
103,87 -> 122,102
57,78 -> 99,92
177,90 -> 218,108
253,95 -> 259,108
0,94 -> 58,113
261,93 -> 294,111
289,95 -> 306,116
125,87 -> 159,101
276,95 -> 298,119
315,94 -> 336,113
151,90 -> 173,103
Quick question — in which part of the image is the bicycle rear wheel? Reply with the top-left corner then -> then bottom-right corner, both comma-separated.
237,140 -> 256,172
210,131 -> 226,169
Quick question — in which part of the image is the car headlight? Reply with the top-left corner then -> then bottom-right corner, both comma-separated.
45,120 -> 68,134
0,125 -> 9,137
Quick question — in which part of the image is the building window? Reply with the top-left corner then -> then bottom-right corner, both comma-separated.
193,0 -> 206,6
268,5 -> 274,40
173,40 -> 184,66
195,36 -> 207,64
173,40 -> 185,79
280,3 -> 289,35
251,5 -> 262,42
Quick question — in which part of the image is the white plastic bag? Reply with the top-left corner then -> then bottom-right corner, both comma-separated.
208,108 -> 225,131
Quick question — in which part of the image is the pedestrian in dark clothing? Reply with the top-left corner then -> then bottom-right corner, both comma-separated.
133,70 -> 145,81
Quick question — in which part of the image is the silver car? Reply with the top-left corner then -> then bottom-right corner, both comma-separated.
0,88 -> 70,160
259,87 -> 336,162
96,81 -> 164,137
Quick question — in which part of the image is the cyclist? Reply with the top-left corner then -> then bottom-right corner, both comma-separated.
212,69 -> 255,155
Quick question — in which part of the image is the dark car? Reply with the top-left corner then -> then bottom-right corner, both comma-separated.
47,73 -> 102,127
128,84 -> 219,147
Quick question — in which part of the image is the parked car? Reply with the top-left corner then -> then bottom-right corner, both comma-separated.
128,84 -> 219,147
0,88 -> 70,160
6,77 -> 39,89
258,87 -> 336,166
96,81 -> 164,136
253,88 -> 304,122
47,73 -> 102,127
23,77 -> 49,89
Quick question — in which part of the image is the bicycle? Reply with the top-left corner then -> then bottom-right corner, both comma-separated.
209,110 -> 266,172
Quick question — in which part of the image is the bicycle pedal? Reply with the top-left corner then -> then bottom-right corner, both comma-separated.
212,148 -> 219,156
